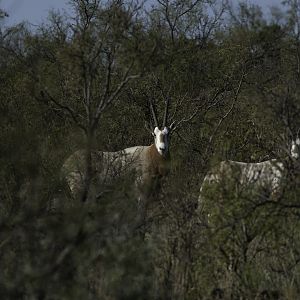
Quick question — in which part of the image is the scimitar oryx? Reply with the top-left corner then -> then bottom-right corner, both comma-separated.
61,98 -> 174,203
199,138 -> 300,204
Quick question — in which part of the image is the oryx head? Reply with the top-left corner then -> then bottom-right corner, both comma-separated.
291,137 -> 300,159
153,126 -> 170,156
149,97 -> 173,157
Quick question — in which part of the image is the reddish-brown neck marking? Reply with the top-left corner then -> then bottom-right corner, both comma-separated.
148,144 -> 170,176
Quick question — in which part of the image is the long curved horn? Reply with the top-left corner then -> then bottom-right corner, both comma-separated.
149,98 -> 159,128
163,97 -> 170,128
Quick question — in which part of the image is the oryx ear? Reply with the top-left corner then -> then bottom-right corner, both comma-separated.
154,127 -> 160,136
162,127 -> 169,134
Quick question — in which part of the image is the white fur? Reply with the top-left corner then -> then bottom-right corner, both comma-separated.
154,126 -> 169,156
202,159 -> 283,193
62,146 -> 148,200
291,138 -> 300,159
200,140 -> 300,202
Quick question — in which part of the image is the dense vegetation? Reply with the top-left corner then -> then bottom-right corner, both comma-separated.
1,0 -> 300,299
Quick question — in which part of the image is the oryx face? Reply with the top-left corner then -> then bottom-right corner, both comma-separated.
149,94 -> 172,156
153,126 -> 170,156
291,138 -> 300,159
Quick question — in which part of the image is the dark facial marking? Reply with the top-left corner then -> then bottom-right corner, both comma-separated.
159,133 -> 164,143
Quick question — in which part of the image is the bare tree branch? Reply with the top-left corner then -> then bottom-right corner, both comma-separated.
208,72 -> 245,145
37,90 -> 87,133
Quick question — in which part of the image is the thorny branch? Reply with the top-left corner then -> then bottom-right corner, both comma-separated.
208,72 -> 245,145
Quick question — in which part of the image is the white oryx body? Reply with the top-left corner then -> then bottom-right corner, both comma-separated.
62,141 -> 170,200
202,159 -> 284,193
200,138 -> 300,200
62,99 -> 172,202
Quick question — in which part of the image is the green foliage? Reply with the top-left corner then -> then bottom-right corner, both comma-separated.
1,0 -> 300,299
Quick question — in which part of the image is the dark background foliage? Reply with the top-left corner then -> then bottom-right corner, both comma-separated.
1,0 -> 300,299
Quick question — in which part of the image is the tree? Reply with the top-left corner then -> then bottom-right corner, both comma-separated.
25,0 -> 156,202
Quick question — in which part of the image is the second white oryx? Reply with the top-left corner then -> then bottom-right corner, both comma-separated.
200,138 -> 300,203
61,98 -> 173,203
